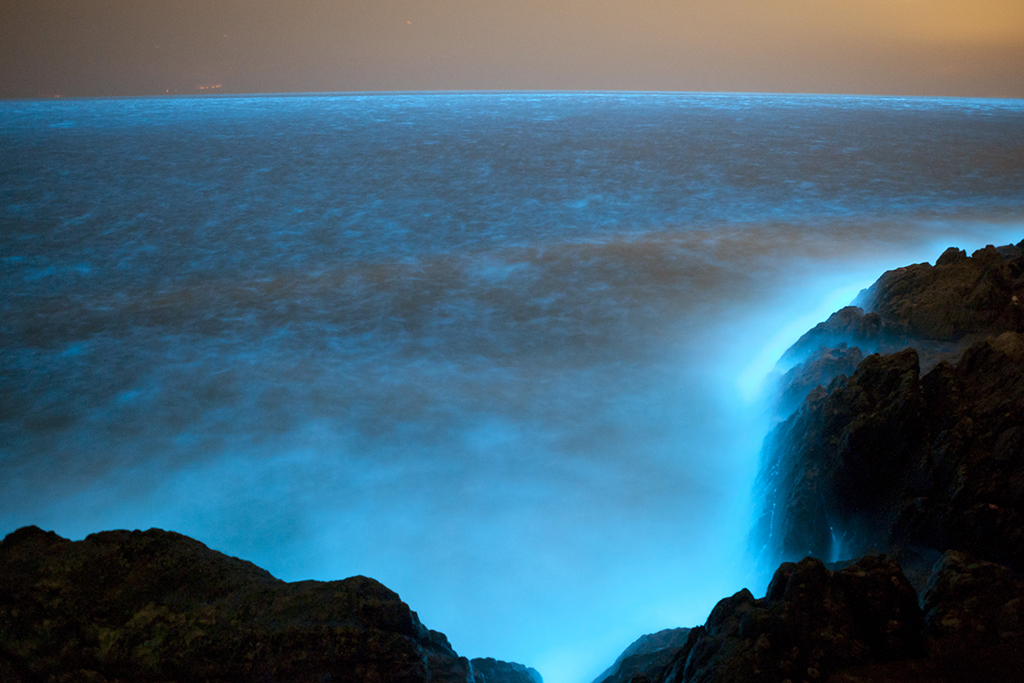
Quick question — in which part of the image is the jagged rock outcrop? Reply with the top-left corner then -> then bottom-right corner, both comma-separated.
593,628 -> 691,683
470,657 -> 543,683
758,327 -> 1024,570
756,347 -> 926,563
665,555 -> 923,683
774,343 -> 865,419
0,525 -> 535,683
596,241 -> 1024,683
783,241 -> 1024,373
756,242 -> 1024,569
782,307 -> 885,366
922,550 -> 1024,653
594,553 -> 1024,683
860,243 -> 1024,345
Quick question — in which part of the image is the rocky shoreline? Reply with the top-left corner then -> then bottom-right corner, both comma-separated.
594,240 -> 1024,683
0,525 -> 541,683
596,551 -> 1024,683
757,241 -> 1024,572
3,241 -> 1023,683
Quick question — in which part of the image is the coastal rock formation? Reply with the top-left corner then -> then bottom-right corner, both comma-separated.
597,241 -> 1024,683
0,525 -> 538,683
774,343 -> 865,419
667,554 -> 922,683
757,346 -> 928,562
922,550 -> 1024,653
592,627 -> 691,683
859,243 -> 1024,345
596,552 -> 1024,683
757,242 -> 1024,568
783,241 -> 1024,372
470,657 -> 543,683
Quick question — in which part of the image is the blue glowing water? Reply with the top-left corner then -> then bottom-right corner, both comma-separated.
2,92 -> 1023,682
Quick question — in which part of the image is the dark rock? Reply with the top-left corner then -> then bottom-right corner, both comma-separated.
756,242 -> 1024,571
0,525 -> 516,683
758,330 -> 1024,570
598,550 -> 1024,683
774,343 -> 865,418
781,307 -> 883,365
593,628 -> 692,683
780,244 -> 1024,376
825,550 -> 1024,683
935,246 -> 968,267
602,241 -> 1024,683
755,347 -> 928,563
856,243 -> 1024,343
471,657 -> 543,683
922,550 -> 1024,652
654,556 -> 922,683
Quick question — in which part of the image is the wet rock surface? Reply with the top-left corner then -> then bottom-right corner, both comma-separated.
859,243 -> 1024,345
592,628 -> 692,683
0,525 -> 537,683
597,555 -> 962,683
921,550 -> 1024,653
784,241 -> 1024,373
598,242 -> 1024,683
595,553 -> 1024,683
470,657 -> 543,683
757,245 -> 1024,569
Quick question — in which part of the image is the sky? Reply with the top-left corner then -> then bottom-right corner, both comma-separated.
2,0 -> 1024,98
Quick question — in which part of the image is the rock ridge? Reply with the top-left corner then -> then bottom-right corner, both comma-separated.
757,241 -> 1024,570
592,628 -> 692,683
596,551 -> 1024,683
0,525 -> 540,683
595,241 -> 1024,683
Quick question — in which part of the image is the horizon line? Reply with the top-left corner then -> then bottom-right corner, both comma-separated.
4,88 -> 1024,104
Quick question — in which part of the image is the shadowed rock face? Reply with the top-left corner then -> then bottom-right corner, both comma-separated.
756,242 -> 1024,569
783,241 -> 1024,373
757,241 -> 1024,548
758,323 -> 1024,572
594,553 -> 1024,683
592,628 -> 691,683
0,526 -> 537,683
470,657 -> 543,683
774,344 -> 865,419
594,242 -> 1024,683
922,550 -> 1024,653
860,243 -> 1024,345
598,555 -> 924,683
756,347 -> 929,563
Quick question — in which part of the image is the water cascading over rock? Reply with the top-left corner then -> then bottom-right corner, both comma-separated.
591,241 -> 1024,683
0,525 -> 541,683
754,241 -> 1024,570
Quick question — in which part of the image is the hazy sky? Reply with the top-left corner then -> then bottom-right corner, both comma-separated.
2,0 -> 1023,98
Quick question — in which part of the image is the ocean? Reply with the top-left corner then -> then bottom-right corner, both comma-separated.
2,92 -> 1023,682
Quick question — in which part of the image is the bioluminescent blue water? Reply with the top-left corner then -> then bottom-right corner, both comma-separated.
2,92 -> 1023,683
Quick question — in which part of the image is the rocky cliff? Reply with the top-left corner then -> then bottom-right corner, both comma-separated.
0,525 -> 539,683
470,658 -> 543,683
757,241 -> 1024,569
596,552 -> 1024,683
595,241 -> 1024,683
591,628 -> 691,683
